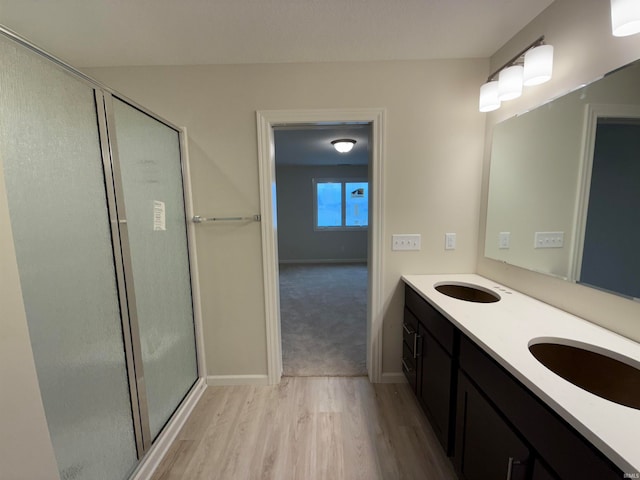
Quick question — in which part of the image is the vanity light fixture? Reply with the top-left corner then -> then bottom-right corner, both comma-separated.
331,138 -> 356,153
479,80 -> 501,112
611,0 -> 640,37
498,65 -> 524,101
479,36 -> 553,112
523,44 -> 554,86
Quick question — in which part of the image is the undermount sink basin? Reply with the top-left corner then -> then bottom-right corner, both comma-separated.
434,282 -> 501,303
529,339 -> 640,410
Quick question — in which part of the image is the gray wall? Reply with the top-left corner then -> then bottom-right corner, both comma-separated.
0,155 -> 61,479
276,165 -> 368,263
580,123 -> 640,298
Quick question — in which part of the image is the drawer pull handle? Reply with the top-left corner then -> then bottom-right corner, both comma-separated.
403,323 -> 414,335
506,457 -> 523,480
414,334 -> 421,358
402,358 -> 413,373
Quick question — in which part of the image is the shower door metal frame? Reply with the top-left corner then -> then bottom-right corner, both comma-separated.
101,92 -> 202,452
99,92 -> 153,453
0,23 -> 203,462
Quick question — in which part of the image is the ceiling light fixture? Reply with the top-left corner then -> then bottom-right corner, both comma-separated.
611,0 -> 640,37
331,139 -> 356,153
478,36 -> 553,113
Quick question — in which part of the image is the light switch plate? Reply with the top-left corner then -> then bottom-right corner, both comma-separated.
445,233 -> 456,250
499,232 -> 510,249
392,234 -> 421,251
534,231 -> 564,249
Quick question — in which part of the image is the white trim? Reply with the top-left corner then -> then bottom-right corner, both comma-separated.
380,372 -> 408,384
256,108 -> 386,384
129,378 -> 207,480
256,112 -> 284,384
572,104 -> 640,283
180,127 -> 207,379
206,374 -> 270,386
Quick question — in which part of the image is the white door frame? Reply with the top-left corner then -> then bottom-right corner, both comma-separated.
256,108 -> 386,384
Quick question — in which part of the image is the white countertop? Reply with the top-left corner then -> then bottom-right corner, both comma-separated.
402,273 -> 640,474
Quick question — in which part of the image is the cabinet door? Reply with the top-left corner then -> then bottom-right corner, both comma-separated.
455,373 -> 530,480
418,327 -> 453,454
532,459 -> 558,480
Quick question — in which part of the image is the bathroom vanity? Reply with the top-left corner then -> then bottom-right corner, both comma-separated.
402,274 -> 640,479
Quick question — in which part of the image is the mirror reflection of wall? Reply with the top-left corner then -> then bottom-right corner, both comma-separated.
485,59 -> 640,299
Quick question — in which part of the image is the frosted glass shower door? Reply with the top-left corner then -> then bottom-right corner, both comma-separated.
0,37 -> 138,479
110,98 -> 198,441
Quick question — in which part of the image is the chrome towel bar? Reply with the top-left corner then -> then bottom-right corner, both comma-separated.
192,214 -> 261,223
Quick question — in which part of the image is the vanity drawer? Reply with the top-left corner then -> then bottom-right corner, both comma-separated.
403,307 -> 419,353
402,342 -> 417,392
405,285 -> 455,354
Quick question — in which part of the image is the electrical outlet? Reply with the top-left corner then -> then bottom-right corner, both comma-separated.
445,233 -> 456,250
392,234 -> 421,251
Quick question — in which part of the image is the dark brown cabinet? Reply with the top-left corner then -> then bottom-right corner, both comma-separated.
404,286 -> 457,455
455,372 -> 529,480
531,460 -> 556,480
402,308 -> 419,392
457,334 -> 622,480
418,326 -> 455,453
402,283 -> 625,479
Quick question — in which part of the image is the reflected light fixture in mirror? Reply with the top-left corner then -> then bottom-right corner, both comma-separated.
478,36 -> 553,112
331,138 -> 356,153
611,0 -> 640,36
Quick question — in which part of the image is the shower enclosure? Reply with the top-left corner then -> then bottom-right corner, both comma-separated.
0,27 -> 199,480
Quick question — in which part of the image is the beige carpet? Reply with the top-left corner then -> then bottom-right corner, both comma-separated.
279,263 -> 367,376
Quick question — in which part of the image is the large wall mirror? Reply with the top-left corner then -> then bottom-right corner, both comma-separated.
485,59 -> 640,301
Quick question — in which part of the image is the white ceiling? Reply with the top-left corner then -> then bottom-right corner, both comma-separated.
0,0 -> 553,68
275,125 -> 372,166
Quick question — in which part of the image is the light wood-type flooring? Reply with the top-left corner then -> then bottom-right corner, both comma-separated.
151,376 -> 457,480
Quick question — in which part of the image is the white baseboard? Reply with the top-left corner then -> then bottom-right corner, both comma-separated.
206,374 -> 270,386
380,372 -> 407,384
278,258 -> 367,265
130,377 -> 207,480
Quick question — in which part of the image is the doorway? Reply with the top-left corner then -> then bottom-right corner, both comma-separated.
256,108 -> 385,384
274,125 -> 370,376
573,103 -> 640,295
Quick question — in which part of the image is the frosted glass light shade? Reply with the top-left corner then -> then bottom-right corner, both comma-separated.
611,0 -> 640,36
498,65 -> 524,101
523,44 -> 554,86
479,81 -> 501,112
331,139 -> 356,153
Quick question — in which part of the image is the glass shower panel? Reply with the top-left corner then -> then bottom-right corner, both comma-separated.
112,98 -> 198,440
0,38 -> 138,479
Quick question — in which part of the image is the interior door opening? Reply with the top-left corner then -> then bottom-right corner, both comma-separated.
273,124 -> 372,376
